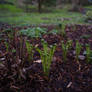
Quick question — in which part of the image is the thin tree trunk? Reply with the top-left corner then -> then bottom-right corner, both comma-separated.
16,0 -> 24,8
38,0 -> 42,13
56,0 -> 62,8
72,0 -> 79,11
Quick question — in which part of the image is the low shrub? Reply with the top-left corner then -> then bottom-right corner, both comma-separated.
20,27 -> 47,38
86,10 -> 92,20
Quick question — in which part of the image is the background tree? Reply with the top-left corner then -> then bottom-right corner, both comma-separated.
16,0 -> 24,8
23,0 -> 32,12
38,0 -> 42,13
56,0 -> 62,8
71,0 -> 79,11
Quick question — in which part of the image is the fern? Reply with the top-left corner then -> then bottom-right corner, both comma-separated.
75,40 -> 82,62
61,40 -> 72,62
26,41 -> 34,62
36,40 -> 56,76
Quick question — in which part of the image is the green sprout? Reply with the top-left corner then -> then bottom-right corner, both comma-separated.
61,24 -> 66,38
75,40 -> 82,62
4,42 -> 9,52
36,40 -> 56,76
61,40 -> 72,62
86,44 -> 92,64
26,41 -> 34,62
8,33 -> 14,40
11,49 -> 16,53
72,25 -> 76,31
58,23 -> 66,37
80,35 -> 91,39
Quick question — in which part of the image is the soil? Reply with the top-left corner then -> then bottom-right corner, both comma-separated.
0,23 -> 92,92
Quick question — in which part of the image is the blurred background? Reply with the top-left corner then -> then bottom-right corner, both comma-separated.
0,0 -> 92,26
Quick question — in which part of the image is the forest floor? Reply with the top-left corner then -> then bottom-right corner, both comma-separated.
0,4 -> 92,92
0,23 -> 92,92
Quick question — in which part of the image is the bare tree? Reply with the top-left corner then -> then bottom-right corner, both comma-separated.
38,0 -> 42,13
56,0 -> 62,8
16,0 -> 24,8
38,0 -> 44,13
71,0 -> 79,11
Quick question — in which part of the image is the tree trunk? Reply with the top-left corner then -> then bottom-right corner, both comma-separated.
72,0 -> 79,11
16,0 -> 24,8
80,0 -> 90,5
38,0 -> 42,13
56,0 -> 62,8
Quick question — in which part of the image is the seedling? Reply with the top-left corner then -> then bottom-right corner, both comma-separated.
75,40 -> 82,62
58,23 -> 66,37
11,49 -> 16,53
4,42 -> 9,52
72,25 -> 76,31
36,40 -> 56,76
86,44 -> 92,64
8,33 -> 14,40
61,40 -> 72,62
4,28 -> 12,34
26,41 -> 34,62
80,35 -> 91,39
48,29 -> 58,35
61,24 -> 66,38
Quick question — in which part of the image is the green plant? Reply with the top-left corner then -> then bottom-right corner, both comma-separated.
80,35 -> 91,39
72,25 -> 76,31
4,29 -> 15,41
86,11 -> 92,19
86,44 -> 92,64
60,24 -> 66,38
8,33 -> 14,40
75,40 -> 82,62
20,27 -> 47,38
61,40 -> 72,62
48,29 -> 59,34
11,49 -> 16,53
4,28 -> 12,33
36,40 -> 56,76
26,41 -> 34,62
4,42 -> 9,52
0,33 -> 4,41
